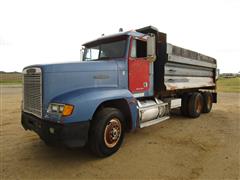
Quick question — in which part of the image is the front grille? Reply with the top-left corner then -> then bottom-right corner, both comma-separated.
23,67 -> 42,118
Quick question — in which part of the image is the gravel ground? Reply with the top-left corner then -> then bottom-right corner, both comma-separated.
1,86 -> 239,180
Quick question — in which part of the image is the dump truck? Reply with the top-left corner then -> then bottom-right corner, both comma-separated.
21,26 -> 217,157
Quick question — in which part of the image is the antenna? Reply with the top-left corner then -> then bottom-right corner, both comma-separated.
119,28 -> 123,32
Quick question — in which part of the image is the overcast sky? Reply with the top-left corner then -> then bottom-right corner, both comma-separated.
0,0 -> 239,73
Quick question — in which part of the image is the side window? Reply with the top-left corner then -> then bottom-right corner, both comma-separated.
85,47 -> 99,60
131,39 -> 147,58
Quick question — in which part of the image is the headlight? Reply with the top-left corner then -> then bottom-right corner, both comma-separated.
47,103 -> 74,116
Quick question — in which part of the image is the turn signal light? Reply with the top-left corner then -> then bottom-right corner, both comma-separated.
62,105 -> 74,116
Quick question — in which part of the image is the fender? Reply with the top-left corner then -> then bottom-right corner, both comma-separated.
48,87 -> 138,129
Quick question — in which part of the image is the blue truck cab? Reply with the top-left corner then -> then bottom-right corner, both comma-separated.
21,26 -> 217,157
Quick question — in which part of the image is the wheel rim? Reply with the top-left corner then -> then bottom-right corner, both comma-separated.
196,96 -> 202,113
104,118 -> 122,148
207,95 -> 211,109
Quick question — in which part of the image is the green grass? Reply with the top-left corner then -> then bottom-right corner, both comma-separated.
0,80 -> 22,84
217,77 -> 240,93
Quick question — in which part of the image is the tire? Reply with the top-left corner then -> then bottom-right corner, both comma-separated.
89,107 -> 125,157
188,92 -> 203,118
43,139 -> 54,147
202,92 -> 213,113
181,93 -> 190,116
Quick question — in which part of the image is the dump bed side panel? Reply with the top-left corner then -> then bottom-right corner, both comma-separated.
164,44 -> 217,91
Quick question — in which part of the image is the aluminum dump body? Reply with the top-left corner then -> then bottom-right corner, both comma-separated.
136,26 -> 217,92
164,44 -> 217,91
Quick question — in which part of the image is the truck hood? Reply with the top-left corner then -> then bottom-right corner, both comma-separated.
31,60 -> 120,113
38,60 -> 118,73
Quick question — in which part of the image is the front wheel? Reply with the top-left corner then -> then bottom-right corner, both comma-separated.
89,108 -> 125,157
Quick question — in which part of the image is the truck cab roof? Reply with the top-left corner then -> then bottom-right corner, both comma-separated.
82,30 -> 146,47
82,25 -> 162,47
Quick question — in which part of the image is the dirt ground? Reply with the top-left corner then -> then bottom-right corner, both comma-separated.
0,86 -> 240,180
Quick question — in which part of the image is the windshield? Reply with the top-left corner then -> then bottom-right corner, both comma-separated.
83,39 -> 127,61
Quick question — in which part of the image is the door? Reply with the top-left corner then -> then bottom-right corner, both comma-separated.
128,38 -> 150,94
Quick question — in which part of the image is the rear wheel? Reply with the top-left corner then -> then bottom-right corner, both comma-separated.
202,92 -> 213,113
181,93 -> 190,116
188,92 -> 203,118
43,140 -> 53,146
89,107 -> 125,157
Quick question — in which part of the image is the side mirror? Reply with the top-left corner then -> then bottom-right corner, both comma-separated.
147,33 -> 156,62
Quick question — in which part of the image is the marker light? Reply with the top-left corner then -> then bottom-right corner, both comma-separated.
62,105 -> 74,116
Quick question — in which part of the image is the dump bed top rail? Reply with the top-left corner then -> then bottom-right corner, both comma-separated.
167,44 -> 217,69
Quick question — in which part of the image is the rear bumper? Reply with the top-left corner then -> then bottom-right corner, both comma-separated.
21,112 -> 89,148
